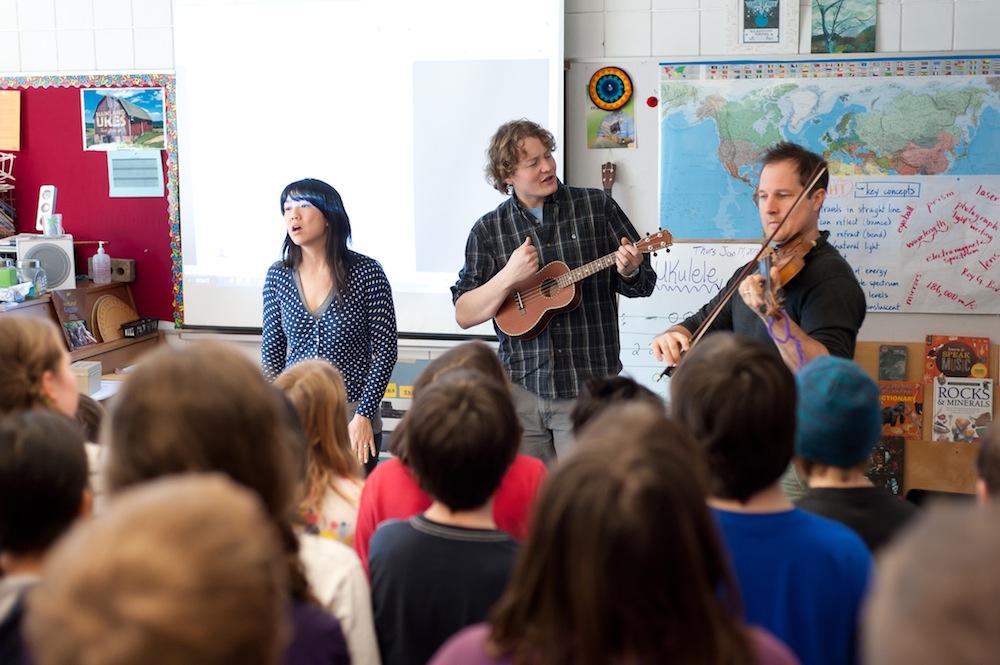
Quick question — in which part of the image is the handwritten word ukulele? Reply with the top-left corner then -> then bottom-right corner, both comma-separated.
494,231 -> 673,339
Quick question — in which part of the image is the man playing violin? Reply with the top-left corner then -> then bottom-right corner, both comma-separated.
652,142 -> 866,372
452,119 -> 655,463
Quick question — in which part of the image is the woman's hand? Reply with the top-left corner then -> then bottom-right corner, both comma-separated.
349,413 -> 377,465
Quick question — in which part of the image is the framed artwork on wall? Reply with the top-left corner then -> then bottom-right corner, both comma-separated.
724,0 -> 800,54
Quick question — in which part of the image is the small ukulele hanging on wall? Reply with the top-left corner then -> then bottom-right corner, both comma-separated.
602,162 -> 616,198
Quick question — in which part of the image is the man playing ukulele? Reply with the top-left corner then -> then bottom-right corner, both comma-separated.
452,119 -> 654,463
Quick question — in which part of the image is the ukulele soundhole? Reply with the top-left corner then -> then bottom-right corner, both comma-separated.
540,278 -> 560,298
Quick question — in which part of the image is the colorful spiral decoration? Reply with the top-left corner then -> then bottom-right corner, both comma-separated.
588,67 -> 633,111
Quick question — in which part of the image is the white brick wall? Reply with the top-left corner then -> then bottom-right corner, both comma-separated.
567,0 -> 1000,59
1,1 -> 994,73
0,0 -> 173,73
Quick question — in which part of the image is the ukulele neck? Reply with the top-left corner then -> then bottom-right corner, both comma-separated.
554,252 -> 621,288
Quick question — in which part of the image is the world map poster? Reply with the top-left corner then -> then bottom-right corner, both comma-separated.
658,57 -> 1000,314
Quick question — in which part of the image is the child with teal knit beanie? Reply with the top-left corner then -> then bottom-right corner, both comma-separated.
794,355 -> 918,553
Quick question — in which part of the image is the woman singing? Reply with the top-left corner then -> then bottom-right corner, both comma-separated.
262,178 -> 397,474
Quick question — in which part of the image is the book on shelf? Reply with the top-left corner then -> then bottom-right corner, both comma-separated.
930,376 -> 993,444
51,288 -> 97,350
923,335 -> 991,383
878,381 -> 923,440
868,436 -> 904,496
878,344 -> 908,381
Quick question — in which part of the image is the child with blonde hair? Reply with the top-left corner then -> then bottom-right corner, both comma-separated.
276,360 -> 364,545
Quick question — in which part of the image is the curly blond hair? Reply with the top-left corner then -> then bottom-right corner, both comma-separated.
485,119 -> 556,194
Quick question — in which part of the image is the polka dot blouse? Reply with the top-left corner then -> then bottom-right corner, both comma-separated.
261,252 -> 398,421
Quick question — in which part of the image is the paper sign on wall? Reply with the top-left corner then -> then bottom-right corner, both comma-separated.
0,90 -> 21,151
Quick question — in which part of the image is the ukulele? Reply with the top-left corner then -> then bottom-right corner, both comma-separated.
493,231 -> 672,339
602,162 -> 616,197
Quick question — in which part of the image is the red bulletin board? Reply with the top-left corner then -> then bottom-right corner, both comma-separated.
1,75 -> 180,322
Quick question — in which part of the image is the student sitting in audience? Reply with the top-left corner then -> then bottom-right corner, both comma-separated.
355,341 -> 546,574
864,502 -> 1000,665
0,410 -> 91,664
276,360 -> 365,545
670,333 -> 872,665
0,317 -> 106,500
25,475 -> 288,665
370,370 -> 521,665
431,403 -> 799,665
105,343 -> 377,665
0,317 -> 78,419
568,374 -> 663,436
793,356 -> 917,552
975,425 -> 998,505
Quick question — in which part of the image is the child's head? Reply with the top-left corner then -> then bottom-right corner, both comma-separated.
489,403 -> 752,665
794,355 -> 882,477
391,341 -> 507,461
0,316 -> 78,418
406,369 -> 520,512
275,360 -> 360,505
105,342 -> 313,600
106,342 -> 296,523
75,394 -> 106,443
0,410 -> 89,563
864,502 -> 1000,665
670,333 -> 796,502
570,375 -> 663,435
25,474 -> 288,665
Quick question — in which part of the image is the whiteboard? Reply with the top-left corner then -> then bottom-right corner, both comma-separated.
826,175 -> 1000,314
618,242 -> 758,395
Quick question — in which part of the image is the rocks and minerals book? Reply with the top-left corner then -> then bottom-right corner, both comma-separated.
930,376 -> 993,444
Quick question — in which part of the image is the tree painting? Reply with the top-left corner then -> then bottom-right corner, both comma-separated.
811,0 -> 877,53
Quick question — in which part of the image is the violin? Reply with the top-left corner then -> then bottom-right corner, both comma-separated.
659,164 -> 827,379
756,230 -> 817,317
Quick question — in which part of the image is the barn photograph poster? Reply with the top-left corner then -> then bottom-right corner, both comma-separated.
80,88 -> 165,151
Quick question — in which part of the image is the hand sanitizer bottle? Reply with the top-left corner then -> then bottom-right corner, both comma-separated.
93,242 -> 112,285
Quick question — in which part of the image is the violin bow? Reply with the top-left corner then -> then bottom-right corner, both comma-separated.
658,164 -> 827,379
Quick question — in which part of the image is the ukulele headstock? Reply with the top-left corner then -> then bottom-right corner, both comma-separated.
601,162 -> 616,196
636,230 -> 673,254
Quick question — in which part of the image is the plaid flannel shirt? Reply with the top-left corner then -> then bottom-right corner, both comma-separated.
452,182 -> 655,399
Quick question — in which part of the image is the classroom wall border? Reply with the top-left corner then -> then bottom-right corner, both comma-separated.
0,73 -> 182,324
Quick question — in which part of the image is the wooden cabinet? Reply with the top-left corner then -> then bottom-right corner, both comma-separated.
0,281 -> 160,373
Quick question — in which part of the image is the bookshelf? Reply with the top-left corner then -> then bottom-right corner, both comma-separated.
855,341 -> 999,495
0,281 -> 161,373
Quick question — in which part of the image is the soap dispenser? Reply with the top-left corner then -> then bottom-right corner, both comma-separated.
93,241 -> 112,285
